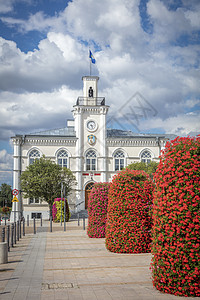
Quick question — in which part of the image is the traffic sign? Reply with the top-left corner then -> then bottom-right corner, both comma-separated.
12,196 -> 19,202
12,189 -> 19,196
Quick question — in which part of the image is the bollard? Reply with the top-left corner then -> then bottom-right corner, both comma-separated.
1,227 -> 5,242
11,223 -> 14,247
83,216 -> 85,230
17,221 -> 19,241
33,217 -> 36,234
78,213 -> 80,226
41,215 -> 42,227
50,216 -> 52,232
7,225 -> 10,252
64,214 -> 66,232
23,219 -> 25,236
19,220 -> 21,239
14,222 -> 16,244
27,215 -> 29,226
0,242 -> 8,264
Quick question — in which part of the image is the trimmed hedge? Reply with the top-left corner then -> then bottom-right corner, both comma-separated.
52,198 -> 70,222
106,169 -> 154,253
151,136 -> 200,297
87,182 -> 110,238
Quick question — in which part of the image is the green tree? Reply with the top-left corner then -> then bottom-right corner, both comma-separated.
126,161 -> 159,179
21,156 -> 77,214
0,183 -> 12,207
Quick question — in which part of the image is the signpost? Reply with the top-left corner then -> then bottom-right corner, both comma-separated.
12,189 -> 19,222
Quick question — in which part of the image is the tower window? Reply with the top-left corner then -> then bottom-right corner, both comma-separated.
86,150 -> 96,171
57,150 -> 68,168
88,87 -> 94,98
141,150 -> 152,164
114,150 -> 125,171
29,149 -> 40,165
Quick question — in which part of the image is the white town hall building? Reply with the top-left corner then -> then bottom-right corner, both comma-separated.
11,75 -> 174,221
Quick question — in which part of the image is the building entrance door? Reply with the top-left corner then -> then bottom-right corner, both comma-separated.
85,182 -> 94,209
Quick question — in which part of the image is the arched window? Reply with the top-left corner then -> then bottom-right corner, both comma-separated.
141,150 -> 152,164
88,86 -> 93,97
29,149 -> 40,165
86,150 -> 96,171
114,150 -> 125,171
57,150 -> 68,168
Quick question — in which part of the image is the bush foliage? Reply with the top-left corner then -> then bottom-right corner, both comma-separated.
87,183 -> 110,238
151,136 -> 200,297
52,198 -> 70,222
106,169 -> 154,253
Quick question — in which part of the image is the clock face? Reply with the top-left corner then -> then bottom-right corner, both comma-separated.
87,120 -> 97,131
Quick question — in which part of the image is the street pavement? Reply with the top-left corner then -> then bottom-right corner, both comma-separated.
0,220 -> 199,300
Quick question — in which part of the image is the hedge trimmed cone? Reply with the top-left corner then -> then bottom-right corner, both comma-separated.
106,169 -> 154,253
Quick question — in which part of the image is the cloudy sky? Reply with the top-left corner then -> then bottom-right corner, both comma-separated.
0,0 -> 200,187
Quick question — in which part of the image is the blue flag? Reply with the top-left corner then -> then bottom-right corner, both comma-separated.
89,50 -> 96,64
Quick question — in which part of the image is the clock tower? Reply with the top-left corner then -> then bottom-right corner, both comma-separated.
73,76 -> 109,209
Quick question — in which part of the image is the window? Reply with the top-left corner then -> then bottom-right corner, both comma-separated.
86,150 -> 96,171
114,150 -> 125,171
31,213 -> 42,219
57,150 -> 68,168
141,150 -> 152,164
29,198 -> 39,204
29,149 -> 40,165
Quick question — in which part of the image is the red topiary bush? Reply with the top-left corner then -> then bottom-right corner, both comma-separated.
87,182 -> 110,238
106,169 -> 154,253
151,136 -> 200,297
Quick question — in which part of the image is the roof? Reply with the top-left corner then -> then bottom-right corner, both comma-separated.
26,127 -> 175,140
106,128 -> 176,139
29,127 -> 76,137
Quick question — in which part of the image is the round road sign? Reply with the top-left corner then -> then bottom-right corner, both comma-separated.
12,189 -> 19,196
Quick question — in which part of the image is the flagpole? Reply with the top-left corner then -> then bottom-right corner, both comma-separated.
89,48 -> 91,76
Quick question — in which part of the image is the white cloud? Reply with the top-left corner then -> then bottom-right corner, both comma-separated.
140,112 -> 200,136
0,149 -> 13,186
0,0 -> 32,14
0,0 -> 199,145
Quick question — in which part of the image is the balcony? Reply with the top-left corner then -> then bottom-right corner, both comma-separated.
76,97 -> 105,106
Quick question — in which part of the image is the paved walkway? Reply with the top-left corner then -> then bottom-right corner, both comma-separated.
0,220 -> 199,300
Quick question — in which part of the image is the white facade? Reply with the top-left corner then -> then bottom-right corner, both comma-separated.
11,76 -> 173,221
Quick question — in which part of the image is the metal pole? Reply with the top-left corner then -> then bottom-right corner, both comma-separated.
7,225 -> 10,252
27,215 -> 29,226
4,216 -> 6,226
17,220 -> 19,241
14,222 -> 16,244
50,216 -> 52,232
78,213 -> 80,226
64,186 -> 66,232
41,215 -> 42,227
83,216 -> 85,230
61,182 -> 63,226
23,219 -> 25,236
11,223 -> 14,247
14,202 -> 16,223
0,214 -> 1,225
33,217 -> 36,234
2,227 -> 5,242
19,220 -> 21,238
